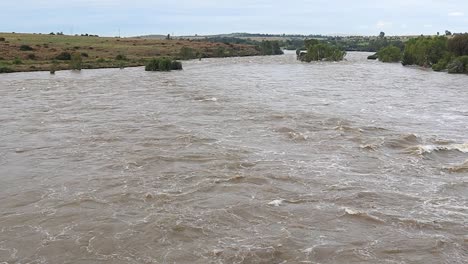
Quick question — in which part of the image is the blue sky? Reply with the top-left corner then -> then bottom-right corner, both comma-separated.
1,0 -> 467,36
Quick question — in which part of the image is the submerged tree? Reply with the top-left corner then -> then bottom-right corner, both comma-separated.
377,45 -> 402,62
258,41 -> 284,55
299,40 -> 346,62
401,36 -> 448,67
145,58 -> 183,72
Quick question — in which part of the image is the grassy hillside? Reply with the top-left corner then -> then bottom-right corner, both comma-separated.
0,33 -> 262,73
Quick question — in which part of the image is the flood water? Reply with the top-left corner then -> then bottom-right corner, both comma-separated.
0,52 -> 467,263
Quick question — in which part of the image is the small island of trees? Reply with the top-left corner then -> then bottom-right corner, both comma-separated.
297,39 -> 346,62
145,58 -> 183,72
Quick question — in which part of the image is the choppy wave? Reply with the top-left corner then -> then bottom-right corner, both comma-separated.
446,160 -> 468,173
404,143 -> 468,155
1,52 -> 467,264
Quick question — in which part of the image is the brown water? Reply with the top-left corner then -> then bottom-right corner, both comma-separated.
0,52 -> 467,264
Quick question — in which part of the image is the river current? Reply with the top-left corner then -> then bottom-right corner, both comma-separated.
0,52 -> 467,263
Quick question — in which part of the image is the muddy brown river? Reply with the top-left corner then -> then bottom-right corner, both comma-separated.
0,52 -> 467,263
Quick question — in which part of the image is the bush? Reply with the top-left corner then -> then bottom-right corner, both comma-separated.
179,47 -> 196,59
115,54 -> 127,60
431,54 -> 453,71
378,46 -> 401,62
301,43 -> 346,62
447,56 -> 468,74
258,41 -> 283,55
402,36 -> 448,67
171,61 -> 183,70
448,34 -> 468,57
145,58 -> 160,71
367,53 -> 378,60
215,46 -> 226,57
27,53 -> 37,60
13,57 -> 22,64
0,37 -> 5,42
145,58 -> 183,72
81,52 -> 89,58
19,45 -> 34,51
56,52 -> 72,60
447,59 -> 464,73
0,66 -> 13,73
49,61 -> 58,74
70,53 -> 82,70
158,57 -> 172,71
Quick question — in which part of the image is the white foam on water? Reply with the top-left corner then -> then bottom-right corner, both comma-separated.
268,199 -> 284,207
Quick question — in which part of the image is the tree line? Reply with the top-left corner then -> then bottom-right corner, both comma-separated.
373,34 -> 468,74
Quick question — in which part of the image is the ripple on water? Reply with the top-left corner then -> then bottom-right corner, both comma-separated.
0,52 -> 467,263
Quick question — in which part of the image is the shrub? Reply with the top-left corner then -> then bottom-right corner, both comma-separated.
302,43 -> 346,62
19,45 -> 34,51
431,54 -> 453,71
258,41 -> 284,55
179,47 -> 196,60
96,58 -> 106,63
27,53 -> 37,60
171,61 -> 183,70
70,53 -> 82,70
81,52 -> 89,58
402,36 -> 448,67
158,57 -> 172,71
56,52 -> 72,60
0,37 -> 5,42
115,54 -> 127,60
0,66 -> 13,73
215,46 -> 226,57
378,46 -> 401,62
145,58 -> 183,72
447,59 -> 464,73
13,57 -> 22,64
49,61 -> 58,74
145,58 -> 160,71
367,53 -> 378,60
448,34 -> 468,56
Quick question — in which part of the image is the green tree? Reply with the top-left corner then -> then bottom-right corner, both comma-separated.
401,36 -> 448,67
300,41 -> 346,62
448,34 -> 468,56
378,45 -> 401,62
258,41 -> 284,55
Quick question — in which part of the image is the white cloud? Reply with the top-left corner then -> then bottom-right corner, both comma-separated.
448,12 -> 464,17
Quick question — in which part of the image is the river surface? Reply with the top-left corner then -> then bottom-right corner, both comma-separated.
0,52 -> 467,264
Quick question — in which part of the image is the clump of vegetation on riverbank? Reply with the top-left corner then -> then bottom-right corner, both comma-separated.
258,41 -> 284,55
377,45 -> 402,62
145,58 -> 183,71
298,39 -> 346,62
0,33 -> 262,73
401,34 -> 468,73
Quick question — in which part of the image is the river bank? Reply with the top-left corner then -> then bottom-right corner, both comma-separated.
0,33 -> 262,73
